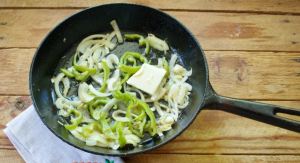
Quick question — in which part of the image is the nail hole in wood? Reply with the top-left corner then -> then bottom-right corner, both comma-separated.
15,100 -> 25,110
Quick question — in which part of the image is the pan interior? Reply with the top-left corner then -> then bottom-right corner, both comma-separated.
30,3 -> 208,156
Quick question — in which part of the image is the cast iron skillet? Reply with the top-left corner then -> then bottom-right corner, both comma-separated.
30,3 -> 300,156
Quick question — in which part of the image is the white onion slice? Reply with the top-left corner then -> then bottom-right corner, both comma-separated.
146,34 -> 169,51
102,98 -> 119,114
78,82 -> 95,103
173,64 -> 186,76
151,88 -> 166,101
178,83 -> 187,105
112,110 -> 130,122
107,31 -> 116,42
77,34 -> 107,53
88,84 -> 112,97
110,20 -> 123,43
54,73 -> 81,106
125,135 -> 141,146
70,129 -> 86,142
154,102 -> 164,116
92,47 -> 103,63
106,54 -> 119,69
90,73 -> 104,86
107,69 -> 120,91
126,87 -> 145,102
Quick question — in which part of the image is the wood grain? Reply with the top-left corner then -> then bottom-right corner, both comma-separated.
206,51 -> 300,100
2,149 -> 300,163
0,150 -> 25,162
0,48 -> 34,95
0,10 -> 299,51
124,154 -> 300,163
0,0 -> 300,14
0,96 -> 32,149
1,95 -> 300,155
1,48 -> 299,100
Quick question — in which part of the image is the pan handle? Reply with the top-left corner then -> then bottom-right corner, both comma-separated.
203,83 -> 300,132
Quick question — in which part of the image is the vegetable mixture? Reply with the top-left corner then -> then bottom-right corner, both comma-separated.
52,20 -> 192,149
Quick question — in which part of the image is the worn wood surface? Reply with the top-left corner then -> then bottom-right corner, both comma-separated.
123,154 -> 300,163
0,0 -> 300,14
1,0 -> 300,162
0,150 -> 25,162
0,10 -> 300,51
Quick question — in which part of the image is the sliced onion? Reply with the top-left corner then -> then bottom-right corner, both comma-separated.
70,129 -> 86,142
110,20 -> 123,43
154,102 -> 164,116
178,83 -> 187,105
88,84 -> 112,97
106,54 -> 119,69
107,31 -> 116,42
102,98 -> 119,114
77,104 -> 91,119
89,132 -> 109,146
127,87 -> 145,102
146,34 -> 169,51
173,64 -> 186,76
104,46 -> 110,55
125,135 -> 141,146
78,82 -> 95,103
92,47 -> 103,63
67,66 -> 75,72
169,54 -> 180,83
78,47 -> 93,64
123,127 -> 131,135
112,110 -> 130,122
107,69 -> 120,91
90,73 -> 104,86
77,34 -> 107,53
54,73 -> 65,99
55,98 -> 65,110
151,87 -> 166,101
87,56 -> 94,69
127,92 -> 137,97
169,54 -> 192,84
81,119 -> 96,123
157,58 -> 163,68
54,73 -> 81,106
78,41 -> 95,54
58,109 -> 70,117
86,139 -> 97,146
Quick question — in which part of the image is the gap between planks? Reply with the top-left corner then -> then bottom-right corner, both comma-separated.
0,7 -> 299,16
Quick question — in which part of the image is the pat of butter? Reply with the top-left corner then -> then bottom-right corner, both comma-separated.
127,63 -> 166,95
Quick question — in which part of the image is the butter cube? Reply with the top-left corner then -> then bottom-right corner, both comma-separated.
127,63 -> 166,95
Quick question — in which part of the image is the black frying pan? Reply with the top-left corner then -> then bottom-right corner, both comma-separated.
29,3 -> 300,156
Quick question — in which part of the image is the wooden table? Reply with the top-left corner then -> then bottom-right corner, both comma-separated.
1,0 -> 300,162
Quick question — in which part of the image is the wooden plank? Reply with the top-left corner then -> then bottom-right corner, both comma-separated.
0,149 -> 24,162
0,96 -> 32,149
0,0 -> 300,14
1,49 -> 300,100
1,95 -> 300,154
124,154 -> 300,163
206,51 -> 300,100
0,10 -> 300,51
2,149 -> 300,163
0,48 -> 34,95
